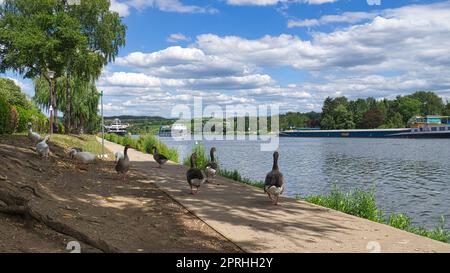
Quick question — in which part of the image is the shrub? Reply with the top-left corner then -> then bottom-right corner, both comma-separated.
9,106 -> 19,133
183,143 -> 209,169
0,96 -> 12,134
305,185 -> 450,243
104,133 -> 179,163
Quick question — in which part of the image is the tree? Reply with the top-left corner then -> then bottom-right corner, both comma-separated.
349,99 -> 369,128
408,91 -> 444,116
0,0 -> 126,133
397,96 -> 422,124
0,78 -> 32,108
360,108 -> 386,129
34,75 -> 100,133
320,115 -> 335,130
334,105 -> 355,129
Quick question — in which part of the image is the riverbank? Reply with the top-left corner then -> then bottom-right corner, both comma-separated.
0,135 -> 240,253
100,138 -> 450,253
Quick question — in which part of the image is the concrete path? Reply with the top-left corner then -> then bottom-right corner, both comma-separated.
100,138 -> 450,253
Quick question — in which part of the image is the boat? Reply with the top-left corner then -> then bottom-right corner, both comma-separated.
158,124 -> 189,137
280,115 -> 450,139
104,118 -> 129,136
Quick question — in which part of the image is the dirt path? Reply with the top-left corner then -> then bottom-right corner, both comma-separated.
0,135 -> 240,253
100,138 -> 450,253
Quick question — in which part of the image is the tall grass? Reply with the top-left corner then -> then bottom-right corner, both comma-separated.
304,186 -> 450,243
51,134 -> 113,157
183,143 -> 265,188
104,133 -> 179,163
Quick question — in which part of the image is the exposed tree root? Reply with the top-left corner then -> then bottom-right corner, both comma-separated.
0,187 -> 120,253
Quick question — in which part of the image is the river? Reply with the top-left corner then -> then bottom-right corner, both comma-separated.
155,136 -> 450,229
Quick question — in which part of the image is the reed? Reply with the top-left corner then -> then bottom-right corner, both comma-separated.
183,143 -> 264,188
304,186 -> 450,243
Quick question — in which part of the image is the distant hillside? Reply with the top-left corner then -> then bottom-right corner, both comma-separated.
104,116 -> 176,135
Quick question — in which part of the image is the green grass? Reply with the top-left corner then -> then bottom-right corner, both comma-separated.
51,134 -> 113,157
303,185 -> 450,243
104,133 -> 179,163
183,143 -> 265,188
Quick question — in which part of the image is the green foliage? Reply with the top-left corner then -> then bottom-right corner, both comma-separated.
16,106 -> 48,133
321,97 -> 355,130
34,76 -> 100,134
304,186 -> 450,243
9,106 -> 19,133
51,134 -> 112,157
305,186 -> 383,222
360,108 -> 386,129
183,143 -> 264,188
397,96 -> 422,124
0,0 -> 126,80
319,92 -> 450,130
0,78 -> 32,108
104,134 -> 179,163
218,169 -> 265,189
183,143 -> 209,169
279,112 -> 320,130
0,96 -> 12,134
0,0 -> 126,135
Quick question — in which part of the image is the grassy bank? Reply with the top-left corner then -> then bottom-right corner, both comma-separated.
51,134 -> 113,157
303,186 -> 450,243
104,133 -> 179,163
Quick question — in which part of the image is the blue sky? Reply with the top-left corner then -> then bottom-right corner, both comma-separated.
3,0 -> 450,117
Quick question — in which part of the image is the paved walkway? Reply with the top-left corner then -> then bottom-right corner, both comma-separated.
99,138 -> 450,253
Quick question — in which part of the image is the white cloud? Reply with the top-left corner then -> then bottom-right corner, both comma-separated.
226,0 -> 338,6
288,11 -> 376,27
110,0 -> 131,17
111,0 -> 218,16
167,33 -> 190,43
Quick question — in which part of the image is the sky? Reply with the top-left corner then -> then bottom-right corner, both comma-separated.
3,0 -> 450,117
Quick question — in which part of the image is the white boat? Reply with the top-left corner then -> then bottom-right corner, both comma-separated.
158,124 -> 189,137
105,118 -> 129,136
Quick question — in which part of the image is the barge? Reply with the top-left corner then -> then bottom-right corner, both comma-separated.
280,115 -> 450,139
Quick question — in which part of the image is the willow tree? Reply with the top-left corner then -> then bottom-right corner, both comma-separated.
35,75 -> 100,133
0,0 -> 126,132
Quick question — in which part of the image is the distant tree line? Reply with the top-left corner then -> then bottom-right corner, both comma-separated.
319,91 -> 450,130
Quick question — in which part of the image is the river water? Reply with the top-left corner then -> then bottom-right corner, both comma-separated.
156,136 -> 450,229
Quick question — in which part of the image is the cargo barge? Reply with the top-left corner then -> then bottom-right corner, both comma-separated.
280,115 -> 450,139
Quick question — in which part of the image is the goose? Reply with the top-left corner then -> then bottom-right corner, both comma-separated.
186,153 -> 205,195
264,151 -> 284,205
69,149 -> 96,164
115,144 -> 130,180
28,122 -> 42,144
114,151 -> 124,163
36,136 -> 50,158
151,146 -> 168,168
205,147 -> 218,183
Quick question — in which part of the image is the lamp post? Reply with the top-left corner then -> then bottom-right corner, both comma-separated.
100,90 -> 105,158
47,70 -> 56,134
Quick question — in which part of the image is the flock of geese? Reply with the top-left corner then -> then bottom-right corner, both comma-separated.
28,123 -> 285,205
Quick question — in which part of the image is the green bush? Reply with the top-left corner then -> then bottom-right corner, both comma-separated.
304,186 -> 450,243
183,143 -> 265,188
0,96 -> 12,134
10,106 -> 19,133
104,133 -> 179,163
183,143 -> 209,169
